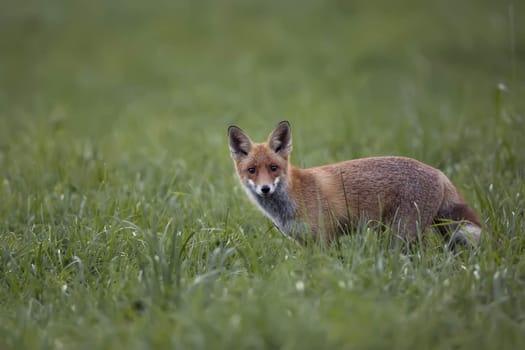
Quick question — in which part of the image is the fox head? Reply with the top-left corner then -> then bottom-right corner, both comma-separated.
228,121 -> 292,197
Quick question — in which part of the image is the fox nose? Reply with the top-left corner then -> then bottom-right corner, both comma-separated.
261,185 -> 271,194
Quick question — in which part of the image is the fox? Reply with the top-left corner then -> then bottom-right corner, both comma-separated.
228,120 -> 482,245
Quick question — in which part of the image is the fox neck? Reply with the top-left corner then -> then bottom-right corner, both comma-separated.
245,177 -> 296,234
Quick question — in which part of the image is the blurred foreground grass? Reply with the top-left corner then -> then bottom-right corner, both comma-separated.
1,0 -> 524,349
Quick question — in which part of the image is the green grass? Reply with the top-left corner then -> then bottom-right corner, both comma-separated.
1,0 -> 524,348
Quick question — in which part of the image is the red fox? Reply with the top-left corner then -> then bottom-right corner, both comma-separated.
228,121 -> 482,245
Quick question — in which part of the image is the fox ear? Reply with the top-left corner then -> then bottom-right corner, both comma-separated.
268,120 -> 292,157
228,125 -> 252,160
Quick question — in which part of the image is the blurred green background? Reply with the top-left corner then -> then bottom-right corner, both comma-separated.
1,1 -> 524,349
1,0 -> 523,154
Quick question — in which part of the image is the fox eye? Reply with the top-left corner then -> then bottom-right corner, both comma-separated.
270,165 -> 278,172
248,167 -> 256,174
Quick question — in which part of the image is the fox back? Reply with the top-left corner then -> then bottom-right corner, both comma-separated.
228,121 -> 482,245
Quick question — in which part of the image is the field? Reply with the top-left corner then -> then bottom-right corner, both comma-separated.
1,0 -> 524,349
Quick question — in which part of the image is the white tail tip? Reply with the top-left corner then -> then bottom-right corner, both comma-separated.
450,223 -> 482,247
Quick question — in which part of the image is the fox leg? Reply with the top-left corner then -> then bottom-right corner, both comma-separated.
390,201 -> 440,241
278,218 -> 318,244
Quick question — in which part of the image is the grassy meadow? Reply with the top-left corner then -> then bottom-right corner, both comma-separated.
1,0 -> 524,348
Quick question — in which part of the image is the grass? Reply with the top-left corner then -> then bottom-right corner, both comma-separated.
1,0 -> 524,348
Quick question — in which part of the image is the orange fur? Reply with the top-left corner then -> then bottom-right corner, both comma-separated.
228,121 -> 482,244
